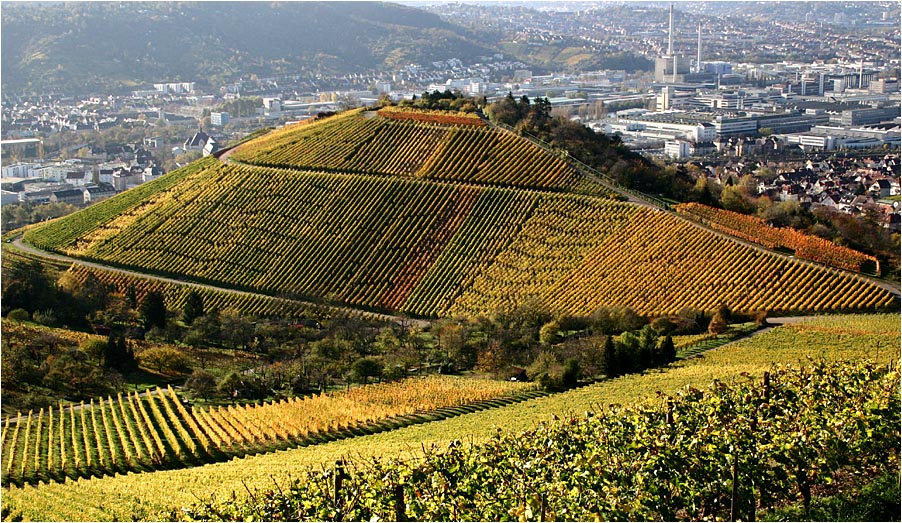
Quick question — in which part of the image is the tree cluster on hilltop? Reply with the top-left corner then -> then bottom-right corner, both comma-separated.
483,93 -> 694,200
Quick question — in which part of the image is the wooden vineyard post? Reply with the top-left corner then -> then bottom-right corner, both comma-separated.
333,460 -> 344,506
762,372 -> 770,403
730,457 -> 738,522
393,483 -> 406,522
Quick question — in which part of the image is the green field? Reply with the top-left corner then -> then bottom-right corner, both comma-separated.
2,314 -> 897,521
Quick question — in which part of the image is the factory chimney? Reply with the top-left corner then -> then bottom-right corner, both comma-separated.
859,59 -> 864,89
696,22 -> 702,73
668,3 -> 674,55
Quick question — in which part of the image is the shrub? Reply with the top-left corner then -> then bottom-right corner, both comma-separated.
6,308 -> 30,322
138,346 -> 192,375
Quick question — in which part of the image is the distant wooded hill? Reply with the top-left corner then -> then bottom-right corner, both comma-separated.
0,2 -> 496,97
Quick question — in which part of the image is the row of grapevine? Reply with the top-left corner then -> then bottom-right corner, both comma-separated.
400,188 -> 540,316
447,194 -> 640,317
193,376 -> 533,451
21,158 -> 898,319
376,106 -> 486,126
62,264 -> 319,320
230,109 -> 383,171
40,165 -> 488,312
376,187 -> 481,310
2,315 -> 896,521
675,202 -> 880,273
416,125 -> 579,189
343,120 -> 448,176
0,377 -> 534,488
22,157 -> 216,254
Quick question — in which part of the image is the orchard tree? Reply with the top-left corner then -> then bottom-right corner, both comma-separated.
350,357 -> 383,385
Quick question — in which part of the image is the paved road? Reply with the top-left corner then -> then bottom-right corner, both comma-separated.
9,237 -> 429,329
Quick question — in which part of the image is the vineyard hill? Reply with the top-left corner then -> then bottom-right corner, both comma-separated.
22,108 -> 899,317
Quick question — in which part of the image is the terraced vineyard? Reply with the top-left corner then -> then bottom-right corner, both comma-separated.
2,314 -> 896,522
0,376 -> 536,488
19,107 -> 899,319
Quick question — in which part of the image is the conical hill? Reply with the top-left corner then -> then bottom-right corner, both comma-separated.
22,108 -> 898,318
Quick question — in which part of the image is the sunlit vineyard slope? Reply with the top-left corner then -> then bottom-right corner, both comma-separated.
21,110 -> 899,318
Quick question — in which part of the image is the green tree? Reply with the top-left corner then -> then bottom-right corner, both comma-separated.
637,325 -> 658,369
181,290 -> 204,325
103,335 -> 136,372
689,174 -> 715,206
138,346 -> 191,374
708,309 -> 728,335
617,332 -> 640,374
721,185 -> 754,214
218,371 -> 244,399
561,358 -> 580,388
138,291 -> 167,330
538,320 -> 561,346
185,369 -> 218,400
7,309 -> 30,322
527,350 -> 563,391
600,335 -> 618,378
80,338 -> 110,366
219,308 -> 254,349
42,351 -> 105,398
350,357 -> 383,385
658,335 -> 676,365
185,312 -> 221,348
1,259 -> 59,315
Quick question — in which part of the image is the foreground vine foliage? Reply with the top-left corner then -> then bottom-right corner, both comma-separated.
176,361 -> 899,522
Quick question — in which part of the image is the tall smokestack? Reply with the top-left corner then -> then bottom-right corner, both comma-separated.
667,4 -> 674,55
697,22 -> 702,73
859,59 -> 864,89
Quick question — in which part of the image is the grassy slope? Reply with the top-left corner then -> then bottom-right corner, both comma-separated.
3,314 -> 897,521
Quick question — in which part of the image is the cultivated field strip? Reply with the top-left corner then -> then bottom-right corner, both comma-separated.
0,377 -> 535,487
676,202 -> 880,273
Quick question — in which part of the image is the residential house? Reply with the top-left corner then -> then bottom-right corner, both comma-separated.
65,170 -> 90,187
202,137 -> 219,157
50,188 -> 85,205
184,130 -> 210,151
83,185 -> 117,203
142,165 -> 164,183
869,179 -> 892,198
